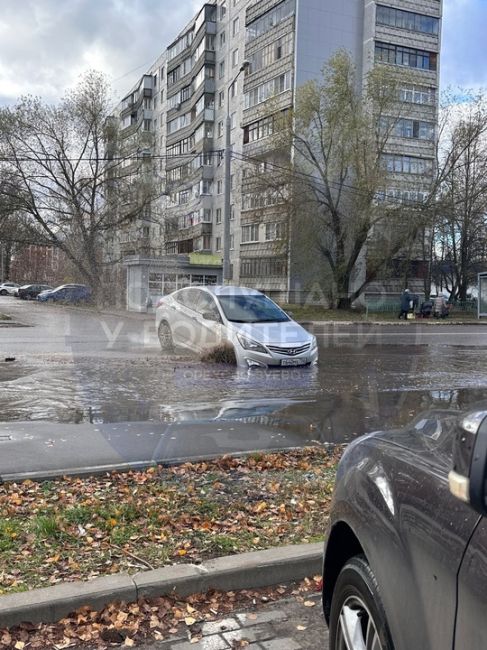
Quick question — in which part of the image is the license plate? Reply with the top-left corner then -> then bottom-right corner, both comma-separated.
281,358 -> 307,366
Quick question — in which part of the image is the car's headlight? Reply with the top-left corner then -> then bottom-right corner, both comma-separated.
236,334 -> 269,354
310,336 -> 318,350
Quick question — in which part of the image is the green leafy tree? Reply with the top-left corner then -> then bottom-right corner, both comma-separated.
263,51 -> 430,308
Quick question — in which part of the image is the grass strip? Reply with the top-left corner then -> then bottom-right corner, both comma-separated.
0,447 -> 342,595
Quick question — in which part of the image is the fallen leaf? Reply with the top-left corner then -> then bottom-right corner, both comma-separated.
304,600 -> 316,607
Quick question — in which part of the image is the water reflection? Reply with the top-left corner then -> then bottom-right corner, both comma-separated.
0,341 -> 486,444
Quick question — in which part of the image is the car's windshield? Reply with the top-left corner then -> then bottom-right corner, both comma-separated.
217,294 -> 290,323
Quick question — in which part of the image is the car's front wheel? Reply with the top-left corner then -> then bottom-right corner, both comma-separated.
329,555 -> 394,650
0,290 -> 7,296
158,321 -> 173,352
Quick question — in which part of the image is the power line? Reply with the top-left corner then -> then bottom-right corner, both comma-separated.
0,151 -> 222,163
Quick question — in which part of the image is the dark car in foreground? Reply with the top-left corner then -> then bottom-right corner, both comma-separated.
37,284 -> 91,303
323,407 -> 487,650
18,284 -> 53,300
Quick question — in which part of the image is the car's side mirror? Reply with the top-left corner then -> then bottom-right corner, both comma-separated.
202,311 -> 220,323
449,410 -> 487,514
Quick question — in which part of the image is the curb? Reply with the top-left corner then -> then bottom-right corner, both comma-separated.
300,320 -> 486,326
0,543 -> 323,629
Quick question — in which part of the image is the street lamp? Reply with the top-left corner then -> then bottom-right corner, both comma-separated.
223,60 -> 250,283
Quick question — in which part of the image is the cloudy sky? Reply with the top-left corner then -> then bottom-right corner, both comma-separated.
0,0 -> 485,107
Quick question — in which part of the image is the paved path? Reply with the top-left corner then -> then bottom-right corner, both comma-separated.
73,594 -> 329,650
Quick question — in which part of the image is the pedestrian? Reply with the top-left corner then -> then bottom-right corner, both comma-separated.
398,289 -> 412,319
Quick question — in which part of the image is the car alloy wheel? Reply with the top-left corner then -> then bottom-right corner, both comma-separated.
336,595 -> 381,650
330,555 -> 394,650
158,321 -> 173,351
0,290 -> 7,296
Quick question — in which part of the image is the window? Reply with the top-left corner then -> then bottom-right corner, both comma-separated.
219,91 -> 225,108
242,188 -> 284,210
243,115 -> 274,143
230,174 -> 234,189
220,31 -> 226,47
230,112 -> 236,129
219,60 -> 225,79
216,208 -> 222,223
246,0 -> 295,42
217,180 -> 223,194
265,222 -> 284,240
168,30 -> 193,61
376,188 -> 428,204
230,234 -> 234,249
380,117 -> 435,140
194,65 -> 215,90
167,112 -> 190,134
143,119 -> 152,131
219,1 -> 226,19
376,6 -> 439,35
244,72 -> 292,108
232,17 -> 240,36
240,257 -> 287,277
375,42 -> 437,71
247,33 -> 294,73
230,204 -> 235,219
216,236 -> 222,250
232,48 -> 239,67
382,154 -> 433,175
242,224 -> 259,243
230,81 -> 236,98
218,120 -> 224,137
399,84 -> 436,105
200,180 -> 213,195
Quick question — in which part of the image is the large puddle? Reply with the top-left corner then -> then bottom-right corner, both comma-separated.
1,341 -> 487,444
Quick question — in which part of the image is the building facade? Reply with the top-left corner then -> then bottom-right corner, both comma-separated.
107,0 -> 442,310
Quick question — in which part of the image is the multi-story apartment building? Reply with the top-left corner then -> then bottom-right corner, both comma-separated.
107,0 -> 442,311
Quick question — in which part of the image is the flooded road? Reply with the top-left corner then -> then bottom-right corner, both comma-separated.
1,297 -> 487,447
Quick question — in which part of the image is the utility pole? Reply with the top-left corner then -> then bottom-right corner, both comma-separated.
223,61 -> 249,283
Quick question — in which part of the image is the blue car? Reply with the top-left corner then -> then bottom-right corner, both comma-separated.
37,284 -> 92,303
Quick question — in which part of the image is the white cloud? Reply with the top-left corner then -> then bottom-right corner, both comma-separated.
441,0 -> 487,91
0,0 -> 485,106
0,0 -> 198,105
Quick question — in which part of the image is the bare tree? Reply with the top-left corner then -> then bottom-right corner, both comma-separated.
433,92 -> 487,301
0,71 -> 155,301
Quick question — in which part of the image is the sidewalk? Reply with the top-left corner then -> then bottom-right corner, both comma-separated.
0,546 -> 326,649
94,594 -> 328,650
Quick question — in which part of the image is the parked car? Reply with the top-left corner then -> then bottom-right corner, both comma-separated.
155,286 -> 318,368
37,284 -> 92,303
323,406 -> 487,650
0,281 -> 20,296
18,284 -> 53,300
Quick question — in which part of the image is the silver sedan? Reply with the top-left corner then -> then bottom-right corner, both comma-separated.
155,285 -> 318,368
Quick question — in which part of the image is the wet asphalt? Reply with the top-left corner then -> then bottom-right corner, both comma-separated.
1,297 -> 487,478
